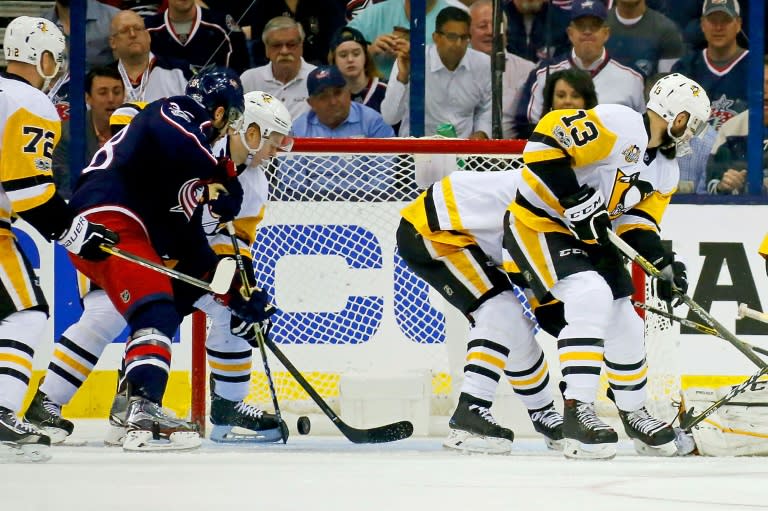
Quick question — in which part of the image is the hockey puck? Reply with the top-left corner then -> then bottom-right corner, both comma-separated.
297,416 -> 311,435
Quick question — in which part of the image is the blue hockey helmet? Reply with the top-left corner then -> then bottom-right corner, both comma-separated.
186,66 -> 245,129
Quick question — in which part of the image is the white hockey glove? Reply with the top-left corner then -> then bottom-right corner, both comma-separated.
560,185 -> 611,245
58,214 -> 119,261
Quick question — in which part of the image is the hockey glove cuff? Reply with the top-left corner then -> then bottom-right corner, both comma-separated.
58,214 -> 119,261
203,177 -> 243,223
560,185 -> 611,245
655,254 -> 688,307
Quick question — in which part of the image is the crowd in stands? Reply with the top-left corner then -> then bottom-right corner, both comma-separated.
2,0 -> 765,195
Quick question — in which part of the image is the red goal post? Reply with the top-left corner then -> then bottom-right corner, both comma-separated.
189,137 -> 678,434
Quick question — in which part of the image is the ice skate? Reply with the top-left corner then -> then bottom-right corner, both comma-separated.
23,390 -> 74,444
104,378 -> 129,447
0,406 -> 51,462
209,392 -> 283,443
562,399 -> 618,460
528,403 -> 564,451
618,406 -> 677,457
443,393 -> 514,454
123,396 -> 201,452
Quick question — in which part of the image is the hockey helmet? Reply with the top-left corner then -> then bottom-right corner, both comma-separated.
237,91 -> 294,153
647,73 -> 711,146
186,66 -> 245,128
3,16 -> 66,89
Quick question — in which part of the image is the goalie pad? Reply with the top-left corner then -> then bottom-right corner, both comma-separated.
683,383 -> 768,456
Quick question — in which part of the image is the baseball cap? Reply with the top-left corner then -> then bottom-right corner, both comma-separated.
307,65 -> 347,96
330,26 -> 369,53
702,0 -> 740,18
570,0 -> 608,21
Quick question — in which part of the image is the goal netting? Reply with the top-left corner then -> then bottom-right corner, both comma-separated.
190,138 -> 680,435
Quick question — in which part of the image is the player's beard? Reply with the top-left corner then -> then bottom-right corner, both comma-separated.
658,130 -> 677,159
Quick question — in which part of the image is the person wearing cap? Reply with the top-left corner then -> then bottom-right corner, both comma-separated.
328,26 -> 388,114
672,0 -> 748,131
380,6 -> 491,139
513,0 -> 645,138
292,65 -> 393,138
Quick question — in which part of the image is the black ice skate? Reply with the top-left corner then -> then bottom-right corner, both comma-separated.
0,406 -> 51,462
618,406 -> 677,456
24,390 -> 74,444
443,393 -> 514,454
122,396 -> 201,452
528,403 -> 564,451
562,399 -> 618,459
209,392 -> 283,443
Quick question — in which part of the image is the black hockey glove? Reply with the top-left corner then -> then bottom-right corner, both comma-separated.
228,287 -> 276,347
560,185 -> 611,245
58,214 -> 119,261
655,253 -> 688,307
204,177 -> 243,223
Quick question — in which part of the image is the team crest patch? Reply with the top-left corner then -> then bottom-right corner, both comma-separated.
120,289 -> 131,303
553,125 -> 573,148
167,101 -> 193,122
622,144 -> 641,163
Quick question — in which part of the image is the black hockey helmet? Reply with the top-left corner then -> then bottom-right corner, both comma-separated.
186,66 -> 245,128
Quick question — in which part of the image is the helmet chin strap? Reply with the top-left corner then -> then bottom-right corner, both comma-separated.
239,131 -> 268,167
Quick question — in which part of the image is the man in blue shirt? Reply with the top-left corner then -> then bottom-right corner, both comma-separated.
292,65 -> 394,138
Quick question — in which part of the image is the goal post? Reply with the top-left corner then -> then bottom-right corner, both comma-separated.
189,137 -> 680,435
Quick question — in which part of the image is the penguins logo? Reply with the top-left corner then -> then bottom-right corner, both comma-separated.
608,169 -> 654,216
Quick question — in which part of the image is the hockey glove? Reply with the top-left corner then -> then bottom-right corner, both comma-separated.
655,254 -> 688,307
204,177 -> 243,223
560,185 -> 611,245
58,214 -> 119,261
227,287 -> 276,347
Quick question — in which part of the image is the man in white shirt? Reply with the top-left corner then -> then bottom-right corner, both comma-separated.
240,16 -> 317,120
469,0 -> 535,138
381,6 -> 491,138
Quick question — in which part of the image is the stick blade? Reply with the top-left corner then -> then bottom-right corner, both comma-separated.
210,257 -> 236,294
339,420 -> 414,444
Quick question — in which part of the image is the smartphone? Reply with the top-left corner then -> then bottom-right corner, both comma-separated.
392,26 -> 410,40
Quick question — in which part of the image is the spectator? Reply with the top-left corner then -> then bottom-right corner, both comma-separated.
328,26 -> 388,114
469,0 -> 535,138
605,0 -> 684,78
672,0 -> 748,131
292,66 -> 394,138
705,56 -> 768,195
110,10 -> 188,102
381,7 -> 491,139
236,0 -> 345,67
53,66 -> 125,199
240,17 -> 317,120
541,68 -> 598,113
504,0 -> 570,63
348,0 -> 469,78
145,0 -> 250,74
43,0 -> 120,69
513,0 -> 645,138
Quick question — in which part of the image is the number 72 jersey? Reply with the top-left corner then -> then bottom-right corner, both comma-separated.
0,74 -> 61,232
512,103 -> 678,237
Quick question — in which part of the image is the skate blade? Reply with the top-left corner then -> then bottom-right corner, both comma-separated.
40,426 -> 71,445
562,438 -> 616,460
123,430 -> 201,452
210,425 -> 283,444
633,438 -> 678,457
104,425 -> 127,447
544,437 -> 565,451
442,429 -> 513,455
0,441 -> 51,463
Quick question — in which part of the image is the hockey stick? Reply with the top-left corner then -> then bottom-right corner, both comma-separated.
261,337 -> 414,443
737,303 -> 768,324
225,222 -> 288,443
607,230 -> 768,369
633,301 -> 768,358
100,244 -> 235,294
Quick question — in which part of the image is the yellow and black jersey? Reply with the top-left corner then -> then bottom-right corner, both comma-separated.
511,104 -> 676,238
0,74 -> 62,235
401,170 -> 521,266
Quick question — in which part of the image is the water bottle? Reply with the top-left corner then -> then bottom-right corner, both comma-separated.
435,123 -> 465,169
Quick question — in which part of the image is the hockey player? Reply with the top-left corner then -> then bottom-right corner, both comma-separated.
26,92 -> 294,446
503,73 -> 710,459
0,16 -> 118,462
60,66 -> 273,451
398,168 -> 565,454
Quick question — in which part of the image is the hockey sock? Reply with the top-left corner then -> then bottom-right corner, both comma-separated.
0,310 -> 47,412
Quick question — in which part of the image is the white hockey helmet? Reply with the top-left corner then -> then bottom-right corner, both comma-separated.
647,73 -> 711,147
236,91 -> 294,155
3,16 -> 66,88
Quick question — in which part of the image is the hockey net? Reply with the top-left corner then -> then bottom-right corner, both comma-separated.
190,138 -> 680,434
